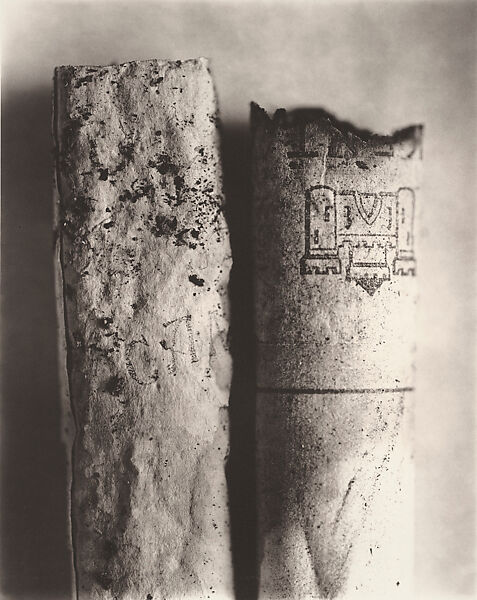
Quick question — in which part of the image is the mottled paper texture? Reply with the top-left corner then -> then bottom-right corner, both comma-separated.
252,104 -> 422,599
54,59 -> 233,600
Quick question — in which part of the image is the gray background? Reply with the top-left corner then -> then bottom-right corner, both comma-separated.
1,1 -> 476,598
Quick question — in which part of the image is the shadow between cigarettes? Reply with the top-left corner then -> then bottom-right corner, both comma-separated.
1,86 -> 72,598
221,122 -> 258,600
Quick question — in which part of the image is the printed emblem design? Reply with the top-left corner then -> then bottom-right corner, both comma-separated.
300,185 -> 416,295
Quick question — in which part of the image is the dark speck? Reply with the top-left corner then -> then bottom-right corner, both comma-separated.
74,74 -> 94,88
189,274 -> 205,287
99,168 -> 109,180
356,160 -> 369,170
103,221 -> 114,229
119,190 -> 132,202
147,154 -> 178,176
152,215 -> 177,237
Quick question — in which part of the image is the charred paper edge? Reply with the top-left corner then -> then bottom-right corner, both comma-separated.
250,102 -> 423,148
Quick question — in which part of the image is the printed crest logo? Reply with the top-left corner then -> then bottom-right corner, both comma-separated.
355,193 -> 382,225
300,185 -> 416,295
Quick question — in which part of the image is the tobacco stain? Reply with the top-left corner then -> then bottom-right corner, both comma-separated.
189,274 -> 205,287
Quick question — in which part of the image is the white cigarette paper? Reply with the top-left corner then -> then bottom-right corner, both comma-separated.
54,59 -> 233,600
252,104 -> 422,599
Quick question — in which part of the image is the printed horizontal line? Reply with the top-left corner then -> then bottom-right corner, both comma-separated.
336,233 -> 398,237
257,386 -> 414,395
287,151 -> 321,158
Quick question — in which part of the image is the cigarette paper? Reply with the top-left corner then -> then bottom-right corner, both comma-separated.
54,59 -> 233,600
252,104 -> 422,599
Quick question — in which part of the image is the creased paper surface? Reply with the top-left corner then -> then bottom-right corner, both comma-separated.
252,104 -> 422,599
55,58 -> 233,600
